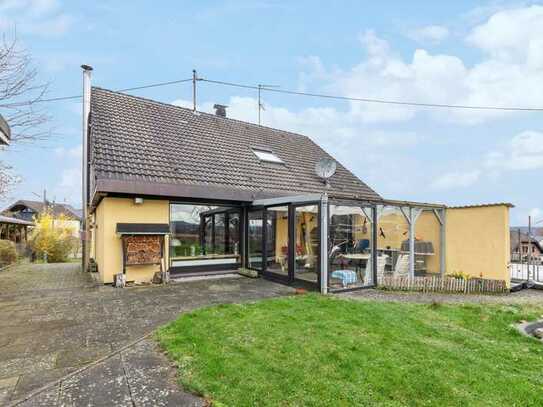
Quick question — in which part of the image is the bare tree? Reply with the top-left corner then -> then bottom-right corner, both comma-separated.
0,33 -> 50,142
0,161 -> 20,197
0,31 -> 50,198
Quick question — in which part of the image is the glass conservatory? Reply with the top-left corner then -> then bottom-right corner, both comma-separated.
168,195 -> 445,293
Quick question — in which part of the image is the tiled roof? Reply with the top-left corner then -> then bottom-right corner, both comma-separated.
2,200 -> 81,220
89,87 -> 381,202
448,203 -> 514,209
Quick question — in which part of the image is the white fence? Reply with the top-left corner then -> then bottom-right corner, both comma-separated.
378,276 -> 508,294
510,263 -> 543,282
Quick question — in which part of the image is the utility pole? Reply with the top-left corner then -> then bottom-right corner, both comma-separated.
528,215 -> 532,281
518,228 -> 522,280
258,85 -> 262,125
192,69 -> 198,112
257,84 -> 279,125
32,189 -> 47,207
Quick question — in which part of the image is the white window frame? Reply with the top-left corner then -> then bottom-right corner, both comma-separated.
252,148 -> 284,164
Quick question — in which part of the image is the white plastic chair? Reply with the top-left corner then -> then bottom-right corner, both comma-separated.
394,254 -> 409,277
364,254 -> 388,285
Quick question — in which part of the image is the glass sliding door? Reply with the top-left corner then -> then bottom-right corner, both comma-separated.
248,210 -> 264,271
245,200 -> 322,288
294,204 -> 320,285
328,204 -> 374,291
264,206 -> 289,280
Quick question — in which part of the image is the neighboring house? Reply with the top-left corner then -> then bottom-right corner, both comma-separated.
2,200 -> 82,237
511,230 -> 543,264
83,80 -> 513,292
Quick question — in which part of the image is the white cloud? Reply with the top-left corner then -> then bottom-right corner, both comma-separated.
169,5 -> 543,200
485,130 -> 543,171
466,5 -> 543,65
296,6 -> 543,125
0,0 -> 72,37
408,25 -> 449,44
0,0 -> 58,14
431,170 -> 481,190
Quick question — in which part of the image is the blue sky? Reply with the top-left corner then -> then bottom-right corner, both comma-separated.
0,0 -> 542,225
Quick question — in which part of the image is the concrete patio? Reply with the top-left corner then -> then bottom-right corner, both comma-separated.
0,263 -> 293,405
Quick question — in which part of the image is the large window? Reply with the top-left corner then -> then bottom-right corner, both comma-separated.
169,204 -> 241,272
329,205 -> 373,290
376,206 -> 411,280
414,210 -> 442,276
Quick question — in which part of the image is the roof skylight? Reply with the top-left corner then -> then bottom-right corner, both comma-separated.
252,148 -> 283,164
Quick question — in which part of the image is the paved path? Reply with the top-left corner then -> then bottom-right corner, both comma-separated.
0,263 -> 293,405
14,339 -> 203,407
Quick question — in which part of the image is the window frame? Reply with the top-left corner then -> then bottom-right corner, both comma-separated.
251,148 -> 284,164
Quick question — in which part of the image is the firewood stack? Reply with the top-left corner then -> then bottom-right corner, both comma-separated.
124,235 -> 161,265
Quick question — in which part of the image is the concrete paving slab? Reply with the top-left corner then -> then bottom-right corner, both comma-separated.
1,262 -> 293,404
9,368 -> 74,401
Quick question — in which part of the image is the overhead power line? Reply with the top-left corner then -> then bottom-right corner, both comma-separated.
0,78 -> 193,108
118,78 -> 193,93
2,74 -> 543,112
199,78 -> 543,112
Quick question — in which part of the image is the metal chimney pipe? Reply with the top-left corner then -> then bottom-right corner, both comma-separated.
81,64 -> 93,271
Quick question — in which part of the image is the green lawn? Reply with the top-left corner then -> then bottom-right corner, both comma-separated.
157,294 -> 543,406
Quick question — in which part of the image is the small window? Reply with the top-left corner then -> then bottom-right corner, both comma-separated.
252,148 -> 283,164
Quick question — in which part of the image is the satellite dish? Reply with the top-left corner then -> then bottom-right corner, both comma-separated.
0,114 -> 10,146
315,158 -> 336,182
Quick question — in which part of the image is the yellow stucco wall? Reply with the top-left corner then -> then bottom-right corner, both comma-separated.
445,205 -> 510,284
92,197 -> 170,284
377,212 -> 409,250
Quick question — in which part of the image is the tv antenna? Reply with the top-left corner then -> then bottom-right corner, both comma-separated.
315,158 -> 337,187
257,84 -> 280,125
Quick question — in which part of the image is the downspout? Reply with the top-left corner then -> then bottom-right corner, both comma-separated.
320,193 -> 328,294
81,64 -> 93,272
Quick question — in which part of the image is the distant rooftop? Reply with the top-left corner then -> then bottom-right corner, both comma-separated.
1,200 -> 82,221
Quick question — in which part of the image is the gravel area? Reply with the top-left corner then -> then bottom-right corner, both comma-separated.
341,287 -> 543,305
